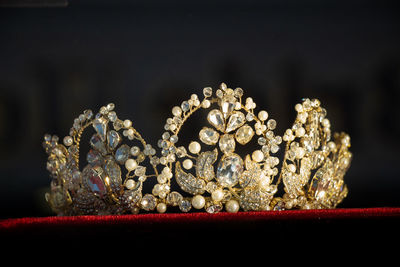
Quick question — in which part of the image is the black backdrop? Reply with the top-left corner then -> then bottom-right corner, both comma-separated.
1,0 -> 399,218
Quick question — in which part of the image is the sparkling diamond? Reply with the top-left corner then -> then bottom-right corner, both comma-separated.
205,203 -> 223,213
207,109 -> 225,132
90,134 -> 108,155
115,144 -> 130,164
221,94 -> 236,118
199,127 -> 220,145
216,154 -> 244,187
235,124 -> 254,145
92,117 -> 108,141
107,130 -> 121,150
226,111 -> 245,133
179,199 -> 192,212
203,87 -> 212,97
219,134 -> 235,154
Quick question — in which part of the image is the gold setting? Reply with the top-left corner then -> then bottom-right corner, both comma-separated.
43,83 -> 352,215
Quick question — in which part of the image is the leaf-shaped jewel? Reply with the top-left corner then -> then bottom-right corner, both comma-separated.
196,148 -> 218,181
176,162 -> 206,195
226,111 -> 245,133
240,155 -> 262,188
207,109 -> 225,132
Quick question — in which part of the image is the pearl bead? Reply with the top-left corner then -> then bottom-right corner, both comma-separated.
192,195 -> 206,209
211,189 -> 224,202
252,150 -> 264,162
123,119 -> 132,128
226,200 -> 239,213
182,159 -> 193,170
157,203 -> 167,213
125,179 -> 135,189
295,103 -> 303,112
63,136 -> 73,146
188,141 -> 201,154
258,110 -> 268,121
172,106 -> 182,117
125,159 -> 138,171
202,99 -> 211,108
295,127 -> 305,137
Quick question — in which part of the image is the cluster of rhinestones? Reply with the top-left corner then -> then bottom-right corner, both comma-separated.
43,83 -> 351,215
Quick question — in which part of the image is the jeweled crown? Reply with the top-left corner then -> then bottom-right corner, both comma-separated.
43,83 -> 352,215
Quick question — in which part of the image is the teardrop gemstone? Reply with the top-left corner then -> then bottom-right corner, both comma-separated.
207,109 -> 225,132
92,117 -> 108,141
226,111 -> 245,133
107,130 -> 121,150
82,165 -> 106,197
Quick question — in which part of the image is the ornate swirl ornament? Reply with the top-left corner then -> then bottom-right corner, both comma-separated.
43,83 -> 352,215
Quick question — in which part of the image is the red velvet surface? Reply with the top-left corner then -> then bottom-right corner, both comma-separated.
1,207 -> 399,255
1,207 -> 399,230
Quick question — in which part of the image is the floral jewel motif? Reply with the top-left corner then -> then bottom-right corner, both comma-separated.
43,83 -> 352,215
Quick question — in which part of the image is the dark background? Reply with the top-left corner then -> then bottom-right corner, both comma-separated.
0,0 -> 399,218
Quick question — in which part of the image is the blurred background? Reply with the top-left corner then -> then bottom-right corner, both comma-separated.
0,0 -> 399,218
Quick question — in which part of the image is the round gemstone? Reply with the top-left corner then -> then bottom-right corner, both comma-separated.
199,127 -> 220,145
216,154 -> 244,187
235,125 -> 254,145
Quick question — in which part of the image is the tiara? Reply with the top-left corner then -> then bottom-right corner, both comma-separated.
43,83 -> 352,215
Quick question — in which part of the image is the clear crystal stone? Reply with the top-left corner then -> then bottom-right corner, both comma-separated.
115,144 -> 130,164
84,109 -> 93,119
107,130 -> 121,150
206,203 -> 223,213
181,101 -> 190,112
90,134 -> 108,155
92,117 -> 108,141
267,119 -> 277,130
219,134 -> 235,154
216,154 -> 244,187
221,94 -> 236,118
203,87 -> 212,97
166,191 -> 183,206
207,109 -> 225,132
179,199 -> 192,212
226,111 -> 245,133
235,124 -> 254,145
199,127 -> 220,145
246,112 -> 255,121
104,157 -> 122,186
87,149 -> 103,165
